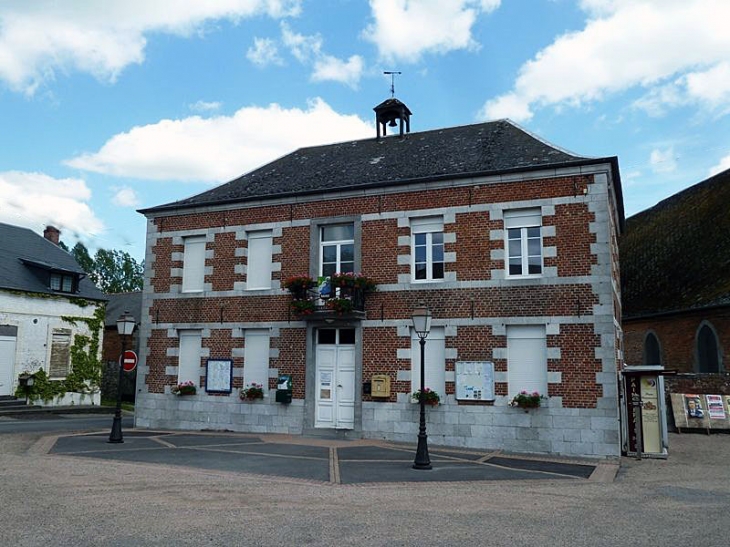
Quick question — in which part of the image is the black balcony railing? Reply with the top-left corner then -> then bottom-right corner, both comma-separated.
285,274 -> 375,320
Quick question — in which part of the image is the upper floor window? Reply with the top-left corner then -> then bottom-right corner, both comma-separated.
320,224 -> 354,277
697,322 -> 721,373
182,235 -> 206,292
411,217 -> 444,282
246,230 -> 273,290
50,273 -> 74,293
505,209 -> 542,277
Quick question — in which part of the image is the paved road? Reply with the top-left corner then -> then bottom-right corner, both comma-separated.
0,430 -> 728,546
47,430 -> 601,484
0,413 -> 133,434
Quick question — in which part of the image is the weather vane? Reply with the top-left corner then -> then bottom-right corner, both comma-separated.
384,71 -> 401,98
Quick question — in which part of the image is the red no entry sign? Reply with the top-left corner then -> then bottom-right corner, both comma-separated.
120,350 -> 138,372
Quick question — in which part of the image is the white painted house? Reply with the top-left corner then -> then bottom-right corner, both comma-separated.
0,223 -> 106,405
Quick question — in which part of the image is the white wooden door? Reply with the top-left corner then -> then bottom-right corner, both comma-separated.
0,336 -> 17,396
315,330 -> 355,429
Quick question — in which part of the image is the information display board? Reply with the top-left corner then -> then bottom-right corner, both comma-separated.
205,359 -> 233,394
456,361 -> 494,401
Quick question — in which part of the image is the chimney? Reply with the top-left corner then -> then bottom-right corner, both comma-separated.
44,225 -> 60,245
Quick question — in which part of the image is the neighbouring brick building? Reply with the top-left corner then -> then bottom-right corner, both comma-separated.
622,167 -> 729,395
136,102 -> 625,458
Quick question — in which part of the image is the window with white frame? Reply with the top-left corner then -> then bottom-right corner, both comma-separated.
49,328 -> 72,378
243,329 -> 270,391
246,230 -> 273,290
411,216 -> 444,282
182,235 -> 206,292
320,224 -> 354,277
504,209 -> 542,276
411,326 -> 446,397
178,330 -> 202,384
507,325 -> 547,398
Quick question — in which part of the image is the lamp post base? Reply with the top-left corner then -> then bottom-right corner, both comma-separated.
108,414 -> 124,444
412,432 -> 431,470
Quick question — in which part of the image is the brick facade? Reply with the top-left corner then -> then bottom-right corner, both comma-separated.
136,158 -> 623,457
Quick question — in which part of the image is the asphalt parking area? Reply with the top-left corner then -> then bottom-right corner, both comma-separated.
49,430 -> 601,484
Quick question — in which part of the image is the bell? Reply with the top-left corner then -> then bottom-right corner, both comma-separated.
388,118 -> 397,127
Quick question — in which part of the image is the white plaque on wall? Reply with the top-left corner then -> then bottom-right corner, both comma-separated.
456,361 -> 494,401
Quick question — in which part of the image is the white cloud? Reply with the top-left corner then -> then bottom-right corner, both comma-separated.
65,98 -> 374,183
708,153 -> 730,177
281,22 -> 322,63
0,0 -> 301,94
272,23 -> 363,86
0,171 -> 104,237
480,0 -> 730,122
650,147 -> 678,174
247,37 -> 283,67
312,55 -> 364,88
363,0 -> 500,63
189,100 -> 222,112
112,187 -> 140,207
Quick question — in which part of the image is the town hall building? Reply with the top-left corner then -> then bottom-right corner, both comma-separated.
135,99 -> 624,458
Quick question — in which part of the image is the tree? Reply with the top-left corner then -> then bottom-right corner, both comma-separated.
68,242 -> 144,293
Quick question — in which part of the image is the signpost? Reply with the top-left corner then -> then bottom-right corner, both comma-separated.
120,350 -> 138,372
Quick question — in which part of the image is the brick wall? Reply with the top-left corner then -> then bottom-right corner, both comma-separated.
623,308 -> 729,372
136,167 -> 622,456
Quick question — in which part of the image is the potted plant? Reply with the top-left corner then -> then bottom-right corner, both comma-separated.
509,390 -> 545,409
171,381 -> 196,396
283,275 -> 316,299
240,382 -> 265,401
329,272 -> 377,292
290,299 -> 316,316
326,297 -> 354,315
411,388 -> 440,406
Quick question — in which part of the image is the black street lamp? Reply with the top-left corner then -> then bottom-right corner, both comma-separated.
109,311 -> 135,444
412,302 -> 432,470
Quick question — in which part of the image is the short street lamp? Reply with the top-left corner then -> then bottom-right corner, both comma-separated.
109,311 -> 135,443
411,302 -> 432,470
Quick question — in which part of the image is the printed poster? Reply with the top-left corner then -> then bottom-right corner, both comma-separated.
705,394 -> 726,420
684,394 -> 704,419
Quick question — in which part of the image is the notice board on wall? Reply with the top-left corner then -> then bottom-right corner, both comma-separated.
205,359 -> 233,394
456,361 -> 494,401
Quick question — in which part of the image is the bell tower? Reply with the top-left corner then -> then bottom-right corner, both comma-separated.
374,71 -> 412,139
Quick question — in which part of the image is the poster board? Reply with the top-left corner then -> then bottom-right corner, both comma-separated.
670,393 -> 730,431
205,359 -> 233,394
456,361 -> 494,401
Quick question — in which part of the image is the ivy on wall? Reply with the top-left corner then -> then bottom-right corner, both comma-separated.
15,302 -> 106,403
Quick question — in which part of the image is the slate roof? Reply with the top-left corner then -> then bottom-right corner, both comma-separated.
141,119 -> 620,215
620,168 -> 730,318
0,223 -> 105,301
104,291 -> 143,327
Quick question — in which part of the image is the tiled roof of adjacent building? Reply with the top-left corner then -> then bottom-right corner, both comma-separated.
141,119 -> 619,214
620,167 -> 730,318
104,291 -> 143,327
0,222 -> 105,300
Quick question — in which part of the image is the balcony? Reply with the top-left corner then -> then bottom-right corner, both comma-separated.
284,274 -> 375,321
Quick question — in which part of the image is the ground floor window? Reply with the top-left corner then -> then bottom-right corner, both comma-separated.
178,330 -> 202,384
410,326 -> 445,397
507,325 -> 547,398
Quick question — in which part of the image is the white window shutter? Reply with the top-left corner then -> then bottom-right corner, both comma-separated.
178,331 -> 202,384
411,327 -> 446,396
182,236 -> 206,292
507,325 -> 547,398
247,231 -> 273,290
243,329 -> 270,390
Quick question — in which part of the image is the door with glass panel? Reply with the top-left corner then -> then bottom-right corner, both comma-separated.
315,329 -> 355,429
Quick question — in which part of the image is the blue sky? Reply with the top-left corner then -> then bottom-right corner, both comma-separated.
1,0 -> 728,261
